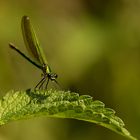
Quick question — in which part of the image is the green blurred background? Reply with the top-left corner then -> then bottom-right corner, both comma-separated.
0,0 -> 140,140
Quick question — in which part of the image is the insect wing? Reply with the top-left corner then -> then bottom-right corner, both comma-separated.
21,16 -> 47,65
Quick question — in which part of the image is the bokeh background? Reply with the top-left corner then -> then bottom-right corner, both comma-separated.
0,0 -> 140,140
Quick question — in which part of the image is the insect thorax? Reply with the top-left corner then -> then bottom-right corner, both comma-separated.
42,64 -> 57,81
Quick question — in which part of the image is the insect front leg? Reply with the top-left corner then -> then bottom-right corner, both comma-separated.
35,77 -> 46,89
45,78 -> 50,89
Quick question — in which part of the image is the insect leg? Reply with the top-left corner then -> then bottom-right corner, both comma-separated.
53,79 -> 62,89
35,77 -> 46,89
45,78 -> 50,89
38,77 -> 46,89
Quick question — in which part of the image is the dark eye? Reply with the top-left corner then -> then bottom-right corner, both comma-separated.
50,73 -> 58,80
55,74 -> 58,78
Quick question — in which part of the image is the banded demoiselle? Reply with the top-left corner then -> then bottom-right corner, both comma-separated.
9,16 -> 58,89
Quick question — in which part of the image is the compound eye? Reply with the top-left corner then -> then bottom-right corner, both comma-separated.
54,74 -> 58,78
50,73 -> 58,80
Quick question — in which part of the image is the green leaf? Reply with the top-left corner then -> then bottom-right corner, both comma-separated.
0,89 -> 137,140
